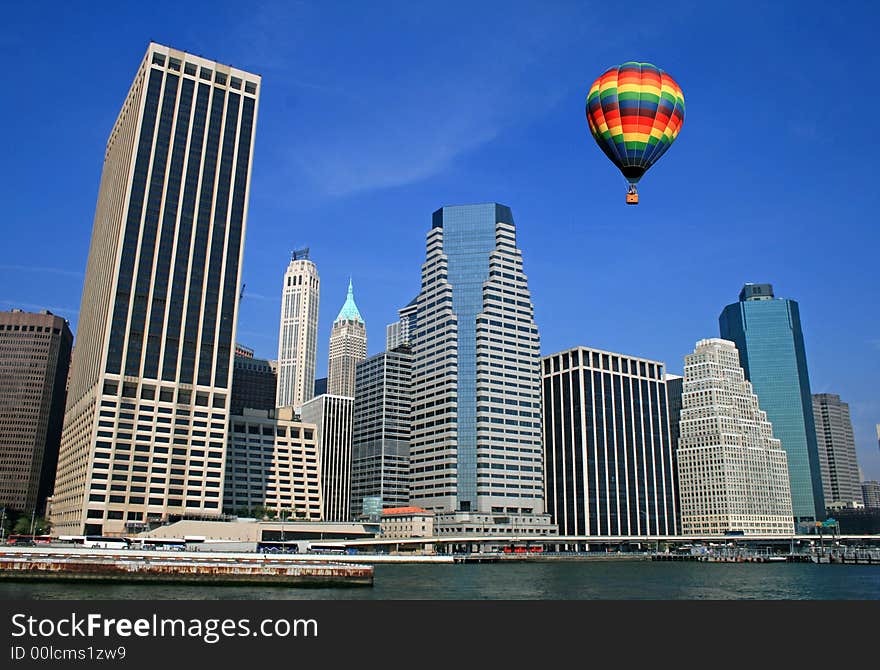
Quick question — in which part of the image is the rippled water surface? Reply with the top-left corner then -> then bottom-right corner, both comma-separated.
2,561 -> 879,599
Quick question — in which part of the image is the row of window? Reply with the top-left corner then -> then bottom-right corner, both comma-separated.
151,52 -> 257,94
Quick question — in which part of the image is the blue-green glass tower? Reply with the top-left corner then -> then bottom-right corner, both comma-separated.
719,284 -> 825,523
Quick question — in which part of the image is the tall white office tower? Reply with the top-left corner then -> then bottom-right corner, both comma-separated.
53,43 -> 260,535
276,248 -> 319,409
678,338 -> 794,536
327,279 -> 366,398
408,204 -> 552,535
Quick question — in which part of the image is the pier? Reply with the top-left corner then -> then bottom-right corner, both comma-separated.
651,548 -> 880,565
0,547 -> 374,587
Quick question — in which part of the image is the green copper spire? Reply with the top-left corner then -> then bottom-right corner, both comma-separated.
335,277 -> 364,323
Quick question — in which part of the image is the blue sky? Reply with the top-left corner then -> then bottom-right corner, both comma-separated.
2,1 -> 879,478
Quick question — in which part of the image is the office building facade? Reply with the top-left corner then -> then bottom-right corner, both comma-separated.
862,481 -> 880,509
813,393 -> 863,508
327,279 -> 366,398
0,310 -> 73,514
276,248 -> 319,409
53,43 -> 260,535
543,347 -> 678,536
385,298 -> 418,350
223,407 -> 323,520
678,338 -> 793,536
665,374 -> 683,452
351,347 -> 412,517
719,283 -> 824,522
231,352 -> 276,414
409,204 -> 550,533
300,394 -> 354,522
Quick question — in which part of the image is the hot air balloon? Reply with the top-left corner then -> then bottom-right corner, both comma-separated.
585,61 -> 685,205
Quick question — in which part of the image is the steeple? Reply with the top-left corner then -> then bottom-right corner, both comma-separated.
335,277 -> 364,323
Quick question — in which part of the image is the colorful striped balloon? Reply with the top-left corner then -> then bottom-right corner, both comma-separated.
586,61 -> 685,184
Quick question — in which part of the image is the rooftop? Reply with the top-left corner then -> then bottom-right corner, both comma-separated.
335,278 -> 364,323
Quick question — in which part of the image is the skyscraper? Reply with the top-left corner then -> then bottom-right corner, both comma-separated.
0,310 -> 73,515
276,248 -> 319,409
542,347 -> 678,537
719,283 -> 824,523
385,298 -> 417,350
677,338 -> 793,536
52,43 -> 260,535
409,203 -> 550,534
665,373 -> 684,450
862,481 -> 880,509
300,394 -> 354,521
327,279 -> 366,398
351,347 -> 413,517
231,350 -> 276,414
812,393 -> 863,508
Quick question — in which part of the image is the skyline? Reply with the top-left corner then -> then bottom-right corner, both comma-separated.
2,1 -> 878,479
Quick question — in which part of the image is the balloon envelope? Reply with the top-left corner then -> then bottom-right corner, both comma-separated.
586,62 -> 685,184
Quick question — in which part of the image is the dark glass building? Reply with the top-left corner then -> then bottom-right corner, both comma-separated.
231,353 -> 277,414
719,283 -> 825,523
53,43 -> 260,535
542,347 -> 678,537
351,346 -> 412,517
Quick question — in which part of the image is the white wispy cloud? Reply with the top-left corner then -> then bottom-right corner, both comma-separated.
241,290 -> 276,302
0,299 -> 79,316
0,264 -> 83,277
239,2 -> 586,198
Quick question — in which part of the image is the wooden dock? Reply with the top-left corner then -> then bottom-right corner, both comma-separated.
0,547 -> 373,586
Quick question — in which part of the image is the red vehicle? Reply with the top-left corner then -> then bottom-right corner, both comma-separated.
6,534 -> 51,545
502,545 -> 544,554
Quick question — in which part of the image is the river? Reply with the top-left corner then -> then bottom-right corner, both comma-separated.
2,561 -> 879,599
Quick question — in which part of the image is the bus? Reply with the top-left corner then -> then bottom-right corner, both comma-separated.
82,536 -> 131,549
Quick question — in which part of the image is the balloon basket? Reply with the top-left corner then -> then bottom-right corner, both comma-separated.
626,192 -> 639,205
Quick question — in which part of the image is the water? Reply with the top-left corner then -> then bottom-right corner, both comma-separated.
2,561 -> 879,599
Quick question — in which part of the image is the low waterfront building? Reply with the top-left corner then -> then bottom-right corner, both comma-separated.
135,518 -> 380,552
542,346 -> 679,537
224,407 -> 323,521
433,511 -> 556,536
677,338 -> 794,536
381,506 -> 434,539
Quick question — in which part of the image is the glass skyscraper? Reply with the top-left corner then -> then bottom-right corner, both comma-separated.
409,204 -> 551,533
719,283 -> 825,523
351,347 -> 413,517
53,43 -> 260,535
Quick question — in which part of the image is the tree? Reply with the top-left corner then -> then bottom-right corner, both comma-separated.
12,515 -> 50,535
